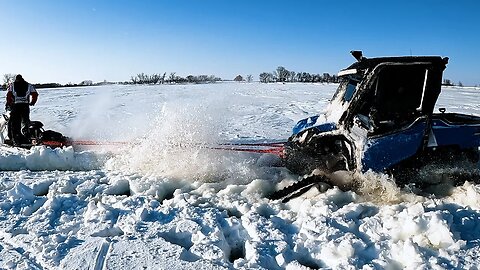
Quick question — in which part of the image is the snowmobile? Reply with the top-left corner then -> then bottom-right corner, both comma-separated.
0,110 -> 70,149
271,51 -> 480,201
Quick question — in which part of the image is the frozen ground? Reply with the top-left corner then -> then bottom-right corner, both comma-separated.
0,83 -> 479,269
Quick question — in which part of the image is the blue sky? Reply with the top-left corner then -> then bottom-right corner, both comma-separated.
0,0 -> 479,85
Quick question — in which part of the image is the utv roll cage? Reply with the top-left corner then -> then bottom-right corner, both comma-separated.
337,51 -> 449,134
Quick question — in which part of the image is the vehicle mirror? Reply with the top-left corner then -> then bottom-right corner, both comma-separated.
354,114 -> 372,130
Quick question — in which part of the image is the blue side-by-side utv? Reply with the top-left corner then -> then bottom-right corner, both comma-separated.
271,51 -> 480,200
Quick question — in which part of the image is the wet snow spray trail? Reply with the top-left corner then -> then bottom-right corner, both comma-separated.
339,159 -> 480,205
352,171 -> 418,204
104,101 -> 284,194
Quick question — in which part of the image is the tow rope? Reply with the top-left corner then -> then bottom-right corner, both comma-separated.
211,142 -> 285,157
68,140 -> 286,157
69,140 -> 129,146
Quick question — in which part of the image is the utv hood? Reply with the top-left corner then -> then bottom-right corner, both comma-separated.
292,115 -> 337,135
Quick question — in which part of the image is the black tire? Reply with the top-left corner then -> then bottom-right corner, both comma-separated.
284,131 -> 353,176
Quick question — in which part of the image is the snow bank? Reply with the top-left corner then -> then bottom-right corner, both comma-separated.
0,145 -> 105,171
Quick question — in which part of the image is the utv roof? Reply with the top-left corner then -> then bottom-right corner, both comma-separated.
340,51 -> 449,74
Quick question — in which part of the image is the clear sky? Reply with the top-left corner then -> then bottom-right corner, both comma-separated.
0,0 -> 479,85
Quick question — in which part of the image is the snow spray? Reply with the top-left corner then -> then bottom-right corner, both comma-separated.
106,100 -> 262,184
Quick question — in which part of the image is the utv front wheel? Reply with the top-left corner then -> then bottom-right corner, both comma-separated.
284,130 -> 354,176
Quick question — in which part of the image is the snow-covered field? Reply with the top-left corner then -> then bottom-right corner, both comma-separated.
0,83 -> 479,269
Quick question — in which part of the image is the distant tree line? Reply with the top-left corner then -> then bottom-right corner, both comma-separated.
130,72 -> 221,84
1,73 -> 115,90
442,78 -> 466,87
2,72 -> 475,90
32,80 -> 115,89
259,66 -> 340,83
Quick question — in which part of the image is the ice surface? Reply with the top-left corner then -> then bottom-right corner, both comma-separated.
0,83 -> 479,269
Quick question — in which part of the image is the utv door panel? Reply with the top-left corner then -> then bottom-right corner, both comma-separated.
362,118 -> 427,172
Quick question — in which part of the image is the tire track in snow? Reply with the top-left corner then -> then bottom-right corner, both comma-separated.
94,238 -> 111,270
0,233 -> 44,269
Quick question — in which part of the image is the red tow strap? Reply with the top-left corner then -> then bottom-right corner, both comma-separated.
211,142 -> 285,157
69,140 -> 129,146
67,140 -> 286,157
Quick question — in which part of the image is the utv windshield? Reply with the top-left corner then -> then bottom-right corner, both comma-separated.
332,75 -> 360,103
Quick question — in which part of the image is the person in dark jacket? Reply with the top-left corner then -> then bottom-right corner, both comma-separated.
6,74 -> 38,145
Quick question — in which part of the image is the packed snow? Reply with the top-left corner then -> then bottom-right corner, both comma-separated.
0,83 -> 479,269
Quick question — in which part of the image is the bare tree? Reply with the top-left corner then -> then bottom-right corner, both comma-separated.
275,66 -> 289,82
259,72 -> 274,83
288,71 -> 296,82
131,75 -> 138,84
2,73 -> 15,90
259,66 -> 343,84
168,72 -> 176,83
208,75 -> 220,83
246,74 -> 253,83
186,75 -> 195,83
443,79 -> 452,86
161,72 -> 166,84
130,72 -> 220,85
